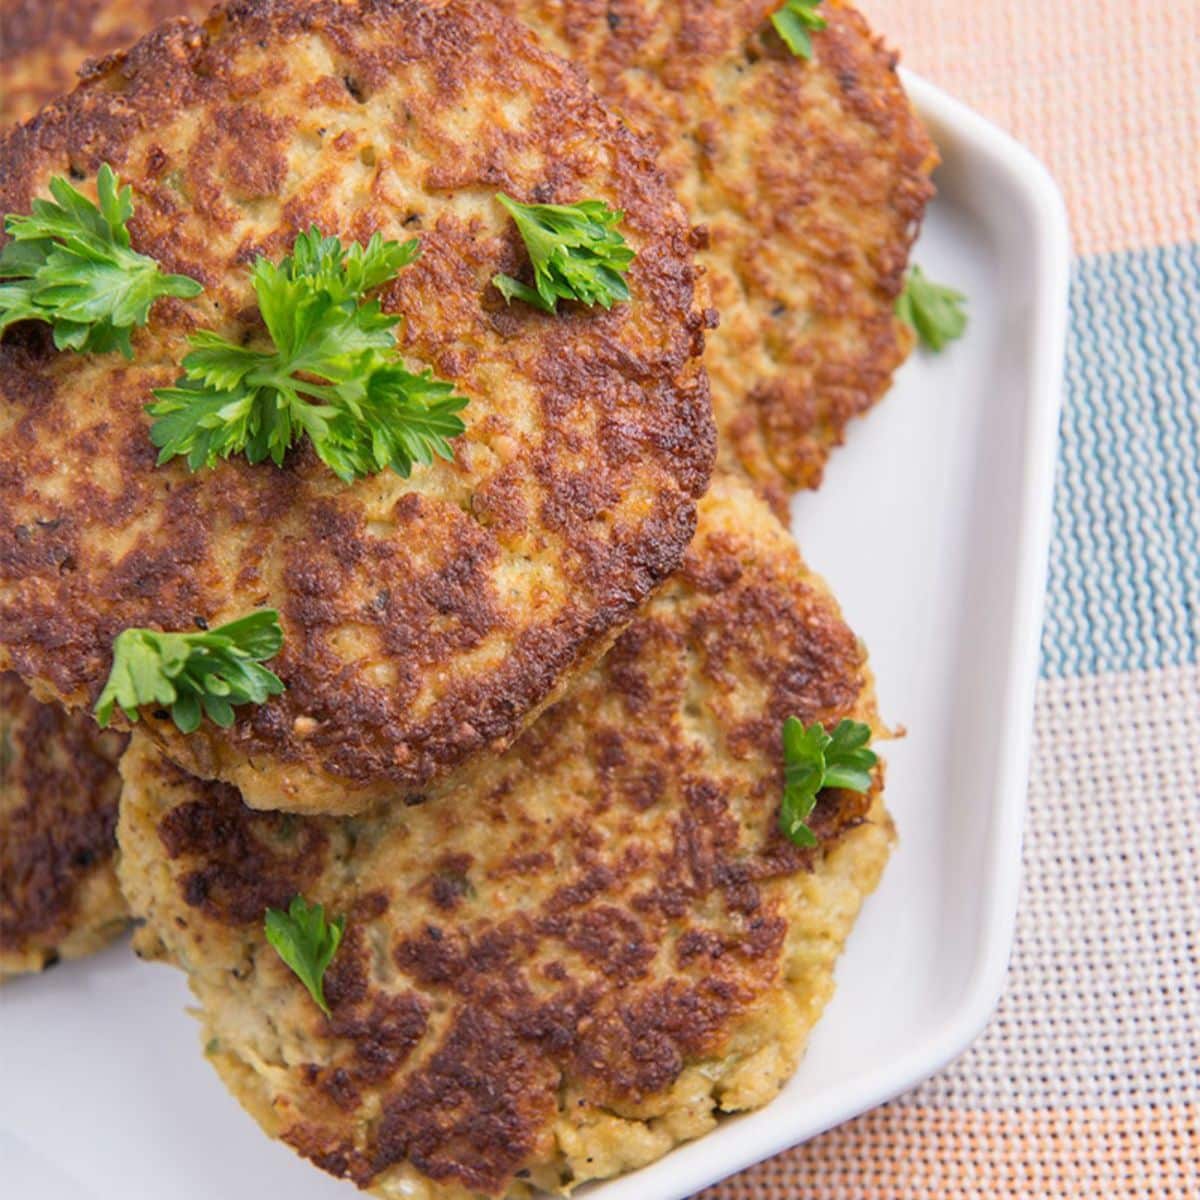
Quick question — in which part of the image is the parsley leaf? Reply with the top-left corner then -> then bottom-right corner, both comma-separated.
94,609 -> 285,734
780,717 -> 877,847
896,265 -> 969,352
264,896 -> 345,1017
771,0 -> 826,60
0,163 -> 203,358
493,193 -> 635,314
147,228 -> 468,481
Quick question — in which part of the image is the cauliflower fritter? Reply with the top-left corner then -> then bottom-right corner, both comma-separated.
118,474 -> 894,1198
0,0 -> 714,815
500,0 -> 936,503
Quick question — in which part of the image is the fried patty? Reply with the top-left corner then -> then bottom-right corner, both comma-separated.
0,0 -> 714,816
496,0 -> 936,503
0,0 -> 203,126
0,673 -> 129,979
118,473 -> 894,1198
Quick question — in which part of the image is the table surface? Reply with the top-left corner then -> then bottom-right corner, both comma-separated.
703,1 -> 1200,1196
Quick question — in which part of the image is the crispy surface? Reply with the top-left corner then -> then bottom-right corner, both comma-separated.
0,0 -> 714,815
119,473 -> 894,1198
498,0 -> 936,502
0,673 -> 129,978
0,0 -> 205,126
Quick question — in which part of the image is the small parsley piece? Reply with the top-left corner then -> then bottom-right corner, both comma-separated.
264,896 -> 345,1017
0,163 -> 202,357
94,609 -> 285,734
896,265 -> 968,352
780,717 -> 877,847
493,193 -> 635,314
148,228 -> 468,481
771,0 -> 826,60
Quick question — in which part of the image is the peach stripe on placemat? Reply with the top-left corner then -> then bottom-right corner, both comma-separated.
859,0 -> 1200,257
697,1104 -> 1200,1198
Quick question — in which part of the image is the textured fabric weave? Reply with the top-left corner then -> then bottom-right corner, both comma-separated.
703,2 -> 1200,1195
1044,245 -> 1200,679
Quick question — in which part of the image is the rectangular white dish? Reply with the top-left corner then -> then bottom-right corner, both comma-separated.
0,73 -> 1070,1200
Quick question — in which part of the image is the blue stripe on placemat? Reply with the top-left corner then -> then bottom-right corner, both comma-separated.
1041,241 -> 1200,679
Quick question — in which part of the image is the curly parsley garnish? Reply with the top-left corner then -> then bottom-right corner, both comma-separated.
148,228 -> 468,481
95,609 -> 284,734
264,895 -> 345,1017
896,265 -> 969,352
493,193 -> 634,314
771,0 -> 826,60
0,163 -> 203,357
780,717 -> 877,847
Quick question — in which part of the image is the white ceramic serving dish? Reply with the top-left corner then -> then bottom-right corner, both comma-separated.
0,73 -> 1070,1200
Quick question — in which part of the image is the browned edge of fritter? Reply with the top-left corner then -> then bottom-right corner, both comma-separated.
0,671 -> 129,974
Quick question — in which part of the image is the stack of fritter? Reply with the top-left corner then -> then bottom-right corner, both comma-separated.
0,0 -> 932,1194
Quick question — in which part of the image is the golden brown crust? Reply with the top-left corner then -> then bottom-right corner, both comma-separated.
0,0 -> 208,126
0,0 -> 714,814
497,0 -> 937,501
0,672 -> 129,977
118,474 -> 893,1198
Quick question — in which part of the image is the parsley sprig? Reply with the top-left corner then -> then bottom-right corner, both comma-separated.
95,610 -> 285,734
771,0 -> 826,60
264,895 -> 345,1017
0,164 -> 202,357
148,229 -> 468,480
493,193 -> 634,314
896,265 -> 969,352
780,717 -> 877,847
